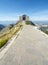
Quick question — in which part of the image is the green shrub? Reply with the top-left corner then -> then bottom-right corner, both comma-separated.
25,21 -> 35,26
0,38 -> 8,48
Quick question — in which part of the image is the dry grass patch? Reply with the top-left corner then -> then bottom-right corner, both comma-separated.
0,22 -> 23,48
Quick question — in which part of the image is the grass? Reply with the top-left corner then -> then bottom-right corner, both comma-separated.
25,21 -> 35,26
0,37 -> 8,48
0,22 -> 23,48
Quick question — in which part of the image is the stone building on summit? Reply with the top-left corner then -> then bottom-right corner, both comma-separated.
19,15 -> 29,21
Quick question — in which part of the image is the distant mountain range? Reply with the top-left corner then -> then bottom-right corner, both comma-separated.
0,24 -> 15,34
0,24 -> 5,31
33,21 -> 48,25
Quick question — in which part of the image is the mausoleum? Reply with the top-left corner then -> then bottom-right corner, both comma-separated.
19,15 -> 29,21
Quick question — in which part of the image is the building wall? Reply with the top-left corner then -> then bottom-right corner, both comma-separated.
26,16 -> 29,21
19,15 -> 29,21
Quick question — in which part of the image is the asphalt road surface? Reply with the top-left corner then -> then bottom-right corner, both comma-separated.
0,25 -> 48,65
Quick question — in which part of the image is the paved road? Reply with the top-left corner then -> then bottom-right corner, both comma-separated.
0,25 -> 48,65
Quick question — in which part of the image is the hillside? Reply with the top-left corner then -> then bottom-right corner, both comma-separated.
0,24 -> 5,31
0,22 -> 23,48
0,24 -> 14,34
0,24 -> 48,65
25,21 -> 35,26
39,26 -> 48,34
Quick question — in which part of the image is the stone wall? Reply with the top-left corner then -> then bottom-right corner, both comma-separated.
19,15 -> 29,21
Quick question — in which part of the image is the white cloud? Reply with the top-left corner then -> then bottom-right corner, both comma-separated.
30,10 -> 48,21
0,10 -> 48,21
0,13 -> 20,21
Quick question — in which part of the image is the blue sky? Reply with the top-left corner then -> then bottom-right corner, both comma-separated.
0,0 -> 48,24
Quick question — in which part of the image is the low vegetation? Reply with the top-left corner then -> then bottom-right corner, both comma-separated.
0,22 -> 23,48
40,27 -> 48,35
25,21 -> 35,26
0,37 -> 8,48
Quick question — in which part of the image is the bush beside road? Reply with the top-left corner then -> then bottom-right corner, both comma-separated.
0,22 -> 23,48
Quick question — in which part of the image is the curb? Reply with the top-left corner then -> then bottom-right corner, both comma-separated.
35,26 -> 48,37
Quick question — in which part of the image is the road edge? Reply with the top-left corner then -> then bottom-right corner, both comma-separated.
0,27 -> 23,59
